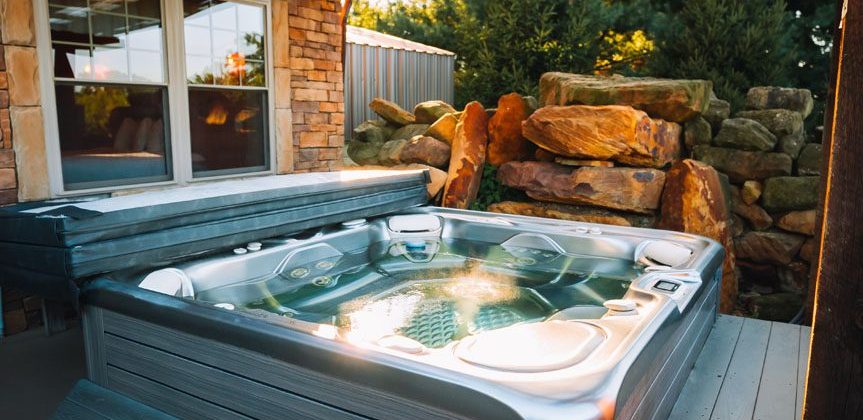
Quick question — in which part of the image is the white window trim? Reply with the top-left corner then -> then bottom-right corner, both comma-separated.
34,0 -> 277,197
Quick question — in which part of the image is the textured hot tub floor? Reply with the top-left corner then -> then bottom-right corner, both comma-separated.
670,315 -> 811,420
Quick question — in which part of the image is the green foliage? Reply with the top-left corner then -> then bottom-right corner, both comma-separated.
788,1 -> 835,132
350,0 -> 655,107
469,164 -> 522,211
350,1 -> 834,117
648,0 -> 796,111
74,86 -> 129,135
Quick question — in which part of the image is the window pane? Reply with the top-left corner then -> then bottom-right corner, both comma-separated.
188,88 -> 267,175
90,11 -> 126,48
185,0 -> 266,87
55,83 -> 171,189
49,5 -> 89,44
52,45 -> 91,79
48,0 -> 164,83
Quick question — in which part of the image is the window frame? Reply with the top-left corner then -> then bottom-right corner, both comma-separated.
35,0 -> 276,197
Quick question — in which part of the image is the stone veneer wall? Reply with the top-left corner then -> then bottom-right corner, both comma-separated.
0,0 -> 346,336
287,0 -> 345,172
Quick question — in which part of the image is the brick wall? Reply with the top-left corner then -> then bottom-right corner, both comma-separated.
287,0 -> 345,172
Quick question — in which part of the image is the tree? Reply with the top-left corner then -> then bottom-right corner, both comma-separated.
349,0 -> 657,107
649,0 -> 795,111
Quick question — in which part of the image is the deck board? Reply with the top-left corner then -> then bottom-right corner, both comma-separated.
752,322 -> 801,420
670,315 -> 811,420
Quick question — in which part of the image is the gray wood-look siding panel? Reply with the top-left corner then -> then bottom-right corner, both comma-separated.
753,322 -> 802,420
104,334 -> 363,420
82,306 -> 107,386
619,278 -> 718,420
631,286 -> 718,420
669,316 -> 744,420
100,310 -> 463,420
649,303 -> 717,420
106,366 -> 251,420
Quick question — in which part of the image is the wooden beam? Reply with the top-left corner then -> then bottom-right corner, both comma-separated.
803,0 -> 863,418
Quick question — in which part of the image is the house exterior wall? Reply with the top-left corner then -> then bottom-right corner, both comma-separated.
288,0 -> 345,171
0,0 -> 345,336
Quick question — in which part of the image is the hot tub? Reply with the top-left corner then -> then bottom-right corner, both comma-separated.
80,207 -> 723,420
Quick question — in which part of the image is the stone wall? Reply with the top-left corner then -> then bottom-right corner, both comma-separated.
287,0 -> 345,172
345,72 -> 824,320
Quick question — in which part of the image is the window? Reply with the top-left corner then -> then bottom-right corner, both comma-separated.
183,0 -> 269,176
42,0 -> 271,192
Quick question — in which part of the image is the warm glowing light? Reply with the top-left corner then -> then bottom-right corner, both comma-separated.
312,324 -> 339,340
205,103 -> 228,125
339,269 -> 521,347
226,52 -> 246,76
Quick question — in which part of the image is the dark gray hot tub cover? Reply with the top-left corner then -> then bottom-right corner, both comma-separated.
0,170 -> 429,299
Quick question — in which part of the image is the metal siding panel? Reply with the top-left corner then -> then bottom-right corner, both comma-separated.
344,43 -> 457,140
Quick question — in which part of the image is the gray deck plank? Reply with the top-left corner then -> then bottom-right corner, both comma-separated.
709,317 -> 772,420
796,326 -> 811,420
752,322 -> 802,420
669,315 -> 744,420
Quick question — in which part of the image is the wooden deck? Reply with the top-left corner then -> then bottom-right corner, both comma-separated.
670,315 -> 811,420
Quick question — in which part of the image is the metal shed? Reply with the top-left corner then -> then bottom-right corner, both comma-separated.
344,25 -> 456,139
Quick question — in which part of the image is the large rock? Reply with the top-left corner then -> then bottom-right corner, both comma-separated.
712,118 -> 777,151
377,139 -> 407,166
777,210 -> 817,235
746,87 -> 814,119
347,139 -> 384,165
442,101 -> 489,209
425,113 -> 458,144
703,97 -> 731,133
554,158 -> 614,167
413,100 -> 456,124
778,129 -> 806,158
741,180 -> 763,205
684,116 -> 712,149
487,201 -> 655,228
777,261 -> 809,294
347,164 -> 446,199
352,120 -> 394,144
522,105 -> 682,168
398,136 -> 451,168
799,237 -> 817,263
692,146 -> 792,183
487,93 -> 536,166
736,231 -> 805,265
390,124 -> 430,141
736,109 -> 804,138
730,186 -> 773,230
761,176 -> 820,212
539,72 -> 711,122
369,98 -> 416,126
657,159 -> 737,313
797,143 -> 822,176
498,161 -> 666,213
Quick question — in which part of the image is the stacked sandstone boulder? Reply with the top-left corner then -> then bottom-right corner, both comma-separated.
487,73 -> 741,313
687,87 -> 821,321
346,97 -> 492,205
344,74 -> 822,318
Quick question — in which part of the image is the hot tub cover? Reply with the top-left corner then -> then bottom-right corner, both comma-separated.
0,171 -> 430,300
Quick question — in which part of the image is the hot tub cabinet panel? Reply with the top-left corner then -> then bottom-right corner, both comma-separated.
80,208 -> 724,420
